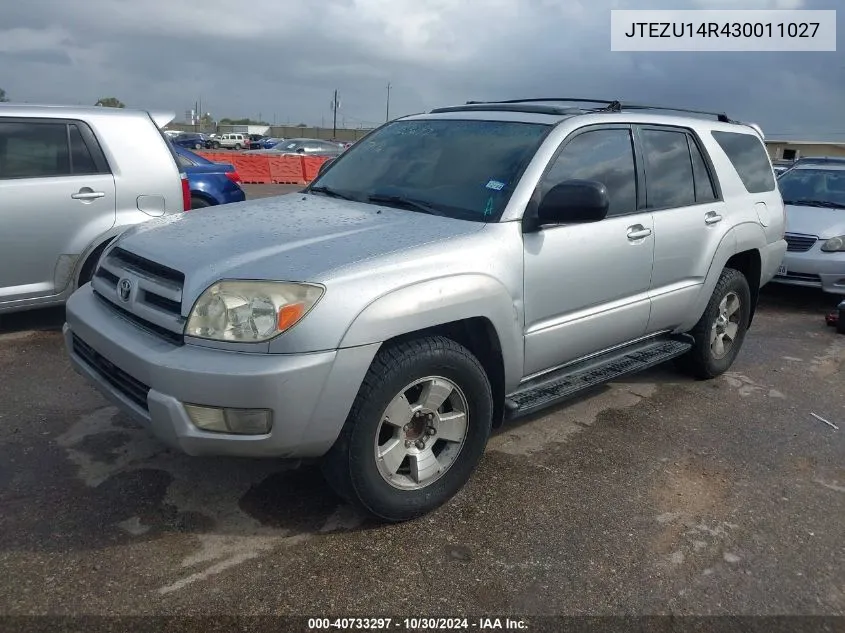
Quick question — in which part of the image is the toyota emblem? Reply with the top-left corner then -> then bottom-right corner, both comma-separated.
117,278 -> 133,302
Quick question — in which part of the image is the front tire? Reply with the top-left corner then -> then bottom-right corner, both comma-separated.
676,267 -> 751,379
234,143 -> 242,150
321,336 -> 493,522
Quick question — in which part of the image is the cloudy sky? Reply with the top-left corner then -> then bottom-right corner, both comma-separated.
1,0 -> 842,139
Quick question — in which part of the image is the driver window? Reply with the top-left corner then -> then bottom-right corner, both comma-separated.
543,128 -> 637,217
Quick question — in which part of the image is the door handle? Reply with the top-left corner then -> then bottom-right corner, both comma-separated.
704,211 -> 723,225
627,225 -> 652,240
71,190 -> 105,201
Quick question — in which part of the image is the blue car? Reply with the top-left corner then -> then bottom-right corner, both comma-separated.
173,132 -> 211,150
173,145 -> 246,209
254,136 -> 284,150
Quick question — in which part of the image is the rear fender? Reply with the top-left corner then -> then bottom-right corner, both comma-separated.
678,227 -> 739,332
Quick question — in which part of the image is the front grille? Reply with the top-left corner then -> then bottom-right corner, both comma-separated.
785,233 -> 817,252
93,292 -> 185,345
72,335 -> 150,410
91,247 -> 186,345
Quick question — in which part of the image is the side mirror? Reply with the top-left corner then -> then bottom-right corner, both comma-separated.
317,158 -> 334,177
537,179 -> 609,226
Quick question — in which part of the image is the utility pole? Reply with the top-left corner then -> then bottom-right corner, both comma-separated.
331,89 -> 339,138
386,82 -> 391,122
198,96 -> 202,130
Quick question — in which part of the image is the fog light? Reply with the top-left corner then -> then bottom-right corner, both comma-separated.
184,404 -> 272,435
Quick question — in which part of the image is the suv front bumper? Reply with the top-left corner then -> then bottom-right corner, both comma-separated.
64,285 -> 379,458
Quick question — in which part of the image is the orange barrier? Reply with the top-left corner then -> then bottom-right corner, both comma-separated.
267,156 -> 306,185
301,156 -> 330,182
192,151 -> 330,184
226,154 -> 272,184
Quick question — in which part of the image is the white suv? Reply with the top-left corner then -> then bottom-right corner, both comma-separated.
214,133 -> 249,150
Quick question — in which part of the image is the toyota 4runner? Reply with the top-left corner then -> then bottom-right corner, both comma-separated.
63,98 -> 787,521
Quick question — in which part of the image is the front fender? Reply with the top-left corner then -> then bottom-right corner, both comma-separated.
339,274 -> 524,391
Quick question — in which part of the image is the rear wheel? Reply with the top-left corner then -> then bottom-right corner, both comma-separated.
321,336 -> 493,522
676,267 -> 751,379
190,196 -> 212,210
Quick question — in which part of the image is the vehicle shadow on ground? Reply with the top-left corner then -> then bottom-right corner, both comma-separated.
0,306 -> 65,334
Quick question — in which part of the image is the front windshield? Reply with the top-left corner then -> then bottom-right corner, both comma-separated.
308,119 -> 550,222
778,168 -> 845,208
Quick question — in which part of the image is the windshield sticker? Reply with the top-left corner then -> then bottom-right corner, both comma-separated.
486,180 -> 505,191
484,197 -> 494,216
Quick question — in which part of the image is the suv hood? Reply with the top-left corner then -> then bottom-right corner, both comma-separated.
113,193 -> 485,303
785,204 -> 845,238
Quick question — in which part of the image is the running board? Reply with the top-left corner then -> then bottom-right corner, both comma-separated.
504,335 -> 693,420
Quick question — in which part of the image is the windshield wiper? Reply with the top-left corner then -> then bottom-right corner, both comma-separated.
783,199 -> 845,209
367,193 -> 447,216
309,185 -> 357,201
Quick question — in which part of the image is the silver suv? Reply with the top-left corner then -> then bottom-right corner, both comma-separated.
63,98 -> 787,521
0,104 -> 187,314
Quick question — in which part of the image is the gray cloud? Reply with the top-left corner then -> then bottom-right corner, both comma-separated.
0,0 -> 842,138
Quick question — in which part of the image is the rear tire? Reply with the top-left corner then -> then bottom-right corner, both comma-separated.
676,267 -> 751,379
321,336 -> 493,522
190,196 -> 211,209
837,306 -> 845,335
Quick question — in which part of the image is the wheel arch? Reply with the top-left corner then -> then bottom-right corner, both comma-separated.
338,274 -> 523,398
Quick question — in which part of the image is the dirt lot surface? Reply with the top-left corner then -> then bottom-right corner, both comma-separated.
0,233 -> 843,626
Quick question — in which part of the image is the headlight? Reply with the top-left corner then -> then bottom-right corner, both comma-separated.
821,236 -> 845,252
186,281 -> 324,342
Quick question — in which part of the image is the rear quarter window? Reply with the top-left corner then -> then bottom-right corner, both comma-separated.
711,130 -> 775,194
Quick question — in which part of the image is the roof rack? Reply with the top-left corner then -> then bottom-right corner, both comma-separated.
429,103 -> 588,116
452,98 -> 733,123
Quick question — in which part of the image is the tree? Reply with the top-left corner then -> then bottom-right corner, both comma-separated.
199,113 -> 214,125
95,97 -> 125,108
295,122 -> 308,127
219,117 -> 269,126
0,88 -> 8,102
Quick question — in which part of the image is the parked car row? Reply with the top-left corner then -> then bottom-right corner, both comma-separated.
164,128 -> 356,154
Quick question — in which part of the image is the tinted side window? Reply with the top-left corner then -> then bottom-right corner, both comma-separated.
640,129 -> 695,208
711,130 -> 775,193
545,128 -> 637,217
0,121 -> 70,179
689,136 -> 718,202
69,124 -> 98,174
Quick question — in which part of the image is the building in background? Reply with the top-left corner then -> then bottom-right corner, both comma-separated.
765,140 -> 845,162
